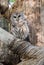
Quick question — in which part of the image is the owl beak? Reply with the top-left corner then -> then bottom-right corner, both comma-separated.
16,18 -> 19,21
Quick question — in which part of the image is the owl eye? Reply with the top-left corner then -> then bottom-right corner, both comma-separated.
13,16 -> 16,18
12,25 -> 15,27
18,15 -> 21,17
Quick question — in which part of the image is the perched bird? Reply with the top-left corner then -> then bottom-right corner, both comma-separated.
10,12 -> 29,40
10,12 -> 37,45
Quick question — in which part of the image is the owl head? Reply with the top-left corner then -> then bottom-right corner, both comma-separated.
10,12 -> 26,26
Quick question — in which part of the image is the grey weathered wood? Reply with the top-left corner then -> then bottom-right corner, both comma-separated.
0,27 -> 15,44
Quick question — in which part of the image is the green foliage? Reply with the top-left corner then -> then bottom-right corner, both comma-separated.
10,0 -> 16,2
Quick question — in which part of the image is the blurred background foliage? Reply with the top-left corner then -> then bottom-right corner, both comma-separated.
9,0 -> 16,2
0,17 -> 10,31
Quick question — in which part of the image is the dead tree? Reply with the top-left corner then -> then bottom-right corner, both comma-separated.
0,28 -> 44,65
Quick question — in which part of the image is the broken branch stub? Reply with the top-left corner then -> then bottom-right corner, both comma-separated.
0,27 -> 15,44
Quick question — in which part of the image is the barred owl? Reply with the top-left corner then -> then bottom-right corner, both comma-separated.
10,12 -> 37,44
